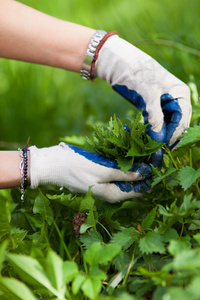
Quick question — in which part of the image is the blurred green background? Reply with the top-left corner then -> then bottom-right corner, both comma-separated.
0,0 -> 200,149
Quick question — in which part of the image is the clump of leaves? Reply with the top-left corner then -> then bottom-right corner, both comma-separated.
86,113 -> 164,172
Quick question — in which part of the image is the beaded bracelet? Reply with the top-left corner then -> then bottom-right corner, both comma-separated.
19,147 -> 29,201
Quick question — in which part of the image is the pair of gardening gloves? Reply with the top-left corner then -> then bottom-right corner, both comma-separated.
29,34 -> 191,202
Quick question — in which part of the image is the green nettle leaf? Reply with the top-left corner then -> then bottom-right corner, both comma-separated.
178,166 -> 200,190
116,156 -> 134,173
86,113 -> 163,171
111,227 -> 138,250
157,205 -> 173,217
79,187 -> 95,212
84,242 -> 121,266
79,229 -> 103,249
142,207 -> 157,230
152,167 -> 177,187
47,192 -> 81,211
189,219 -> 200,230
10,228 -> 28,250
33,190 -> 53,226
180,193 -> 199,214
175,125 -> 200,149
0,277 -> 37,300
139,232 -> 165,254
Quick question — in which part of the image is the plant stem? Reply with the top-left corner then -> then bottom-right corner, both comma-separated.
195,181 -> 200,197
76,240 -> 88,273
164,147 -> 179,169
180,222 -> 185,238
96,220 -> 112,239
53,220 -> 72,261
122,251 -> 135,286
189,149 -> 193,168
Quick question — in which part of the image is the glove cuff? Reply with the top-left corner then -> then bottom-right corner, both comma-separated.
29,145 -> 66,189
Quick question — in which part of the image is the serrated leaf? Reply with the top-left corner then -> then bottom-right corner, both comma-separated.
86,113 -> 163,171
10,228 -> 28,250
139,231 -> 165,254
189,220 -> 200,230
142,207 -> 157,230
116,156 -> 134,173
175,125 -> 200,149
157,205 -> 173,217
178,166 -> 200,190
79,229 -> 103,249
79,188 -> 95,212
111,227 -> 138,250
33,190 -> 53,226
47,192 -> 81,210
180,193 -> 199,213
152,168 -> 177,187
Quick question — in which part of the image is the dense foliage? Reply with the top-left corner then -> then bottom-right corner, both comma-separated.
0,1 -> 200,299
0,98 -> 199,299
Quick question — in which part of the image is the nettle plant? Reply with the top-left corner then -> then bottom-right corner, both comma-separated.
0,85 -> 200,300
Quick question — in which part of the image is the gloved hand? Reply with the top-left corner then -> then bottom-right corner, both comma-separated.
94,34 -> 192,149
29,143 -> 152,203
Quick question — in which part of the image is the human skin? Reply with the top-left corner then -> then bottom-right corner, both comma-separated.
0,0 -> 95,188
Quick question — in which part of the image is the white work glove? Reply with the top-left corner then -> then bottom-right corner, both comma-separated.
29,143 -> 152,203
94,34 -> 192,148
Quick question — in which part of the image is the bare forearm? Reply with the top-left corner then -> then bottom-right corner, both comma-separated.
0,151 -> 30,189
0,0 -> 95,72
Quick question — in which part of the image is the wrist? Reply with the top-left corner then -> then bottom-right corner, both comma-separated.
0,151 -> 30,189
